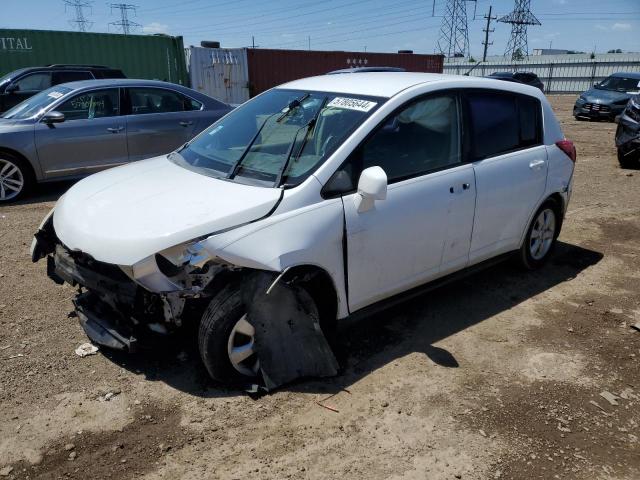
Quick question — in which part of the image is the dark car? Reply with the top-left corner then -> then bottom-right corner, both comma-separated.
0,64 -> 126,113
574,73 -> 640,121
615,95 -> 640,168
327,66 -> 406,74
0,79 -> 232,202
486,71 -> 544,91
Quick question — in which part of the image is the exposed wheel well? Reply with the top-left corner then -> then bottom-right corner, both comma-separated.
281,265 -> 339,331
0,147 -> 38,181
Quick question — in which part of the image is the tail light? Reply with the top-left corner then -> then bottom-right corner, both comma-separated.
556,139 -> 577,163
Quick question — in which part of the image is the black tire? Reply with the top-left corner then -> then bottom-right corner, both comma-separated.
518,199 -> 560,270
0,153 -> 34,203
617,148 -> 638,169
198,284 -> 255,384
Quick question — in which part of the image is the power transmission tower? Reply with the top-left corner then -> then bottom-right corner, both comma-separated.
109,3 -> 140,35
436,0 -> 477,59
498,0 -> 541,60
481,5 -> 497,62
63,0 -> 93,32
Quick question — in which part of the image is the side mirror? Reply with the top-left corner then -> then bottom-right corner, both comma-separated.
614,114 -> 621,124
41,111 -> 65,124
5,84 -> 18,93
354,166 -> 387,213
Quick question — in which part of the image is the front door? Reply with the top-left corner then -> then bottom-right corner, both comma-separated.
35,88 -> 128,179
340,92 -> 476,311
2,71 -> 52,112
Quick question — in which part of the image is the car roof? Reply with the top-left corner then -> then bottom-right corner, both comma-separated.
278,72 -> 539,98
611,72 -> 640,79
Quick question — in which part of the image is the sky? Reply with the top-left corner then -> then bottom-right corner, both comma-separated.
1,0 -> 639,57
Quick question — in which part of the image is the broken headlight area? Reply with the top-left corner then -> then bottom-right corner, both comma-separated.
43,237 -> 235,352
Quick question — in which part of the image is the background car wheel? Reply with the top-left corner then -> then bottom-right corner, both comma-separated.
617,148 -> 638,169
518,199 -> 560,270
0,154 -> 32,203
198,285 -> 260,384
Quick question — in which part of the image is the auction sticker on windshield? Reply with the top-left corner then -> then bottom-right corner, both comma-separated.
327,97 -> 377,112
47,91 -> 64,99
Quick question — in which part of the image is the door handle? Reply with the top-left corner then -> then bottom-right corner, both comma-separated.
529,159 -> 545,169
107,126 -> 124,133
462,183 -> 470,190
179,121 -> 193,127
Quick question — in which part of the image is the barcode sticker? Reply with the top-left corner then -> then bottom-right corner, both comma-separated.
327,97 -> 377,112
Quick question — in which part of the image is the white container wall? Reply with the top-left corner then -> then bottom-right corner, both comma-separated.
187,47 -> 250,104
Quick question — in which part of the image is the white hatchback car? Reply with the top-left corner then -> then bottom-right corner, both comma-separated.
32,73 -> 576,388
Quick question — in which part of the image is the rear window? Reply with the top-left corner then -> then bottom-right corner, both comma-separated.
466,91 -> 542,160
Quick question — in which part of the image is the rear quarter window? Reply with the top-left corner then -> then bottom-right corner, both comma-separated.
466,90 -> 542,160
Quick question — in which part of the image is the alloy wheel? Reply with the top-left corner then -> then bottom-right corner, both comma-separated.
0,158 -> 24,201
529,208 -> 556,260
227,315 -> 260,377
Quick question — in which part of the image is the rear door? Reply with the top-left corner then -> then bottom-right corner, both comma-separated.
34,88 -> 128,178
124,87 -> 202,161
465,90 -> 547,263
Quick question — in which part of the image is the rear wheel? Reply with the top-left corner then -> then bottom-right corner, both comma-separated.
518,200 -> 560,270
0,154 -> 32,203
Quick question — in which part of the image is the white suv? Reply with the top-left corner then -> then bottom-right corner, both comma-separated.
32,73 -> 576,388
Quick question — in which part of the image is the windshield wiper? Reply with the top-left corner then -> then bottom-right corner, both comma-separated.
227,93 -> 310,179
274,96 -> 328,187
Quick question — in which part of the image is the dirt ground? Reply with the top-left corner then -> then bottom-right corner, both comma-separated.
1,95 -> 639,480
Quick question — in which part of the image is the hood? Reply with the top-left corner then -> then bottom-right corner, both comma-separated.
581,88 -> 631,104
53,156 -> 282,265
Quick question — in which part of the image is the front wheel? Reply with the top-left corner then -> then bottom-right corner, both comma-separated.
518,200 -> 560,270
198,286 -> 260,384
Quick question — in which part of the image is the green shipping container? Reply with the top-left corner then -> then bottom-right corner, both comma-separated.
0,29 -> 188,85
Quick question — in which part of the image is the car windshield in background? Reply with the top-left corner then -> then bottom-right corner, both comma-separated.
597,76 -> 640,92
173,89 -> 383,187
2,85 -> 73,119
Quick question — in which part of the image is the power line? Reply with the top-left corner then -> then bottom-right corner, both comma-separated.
63,0 -> 93,32
498,0 -> 540,60
108,3 -> 140,35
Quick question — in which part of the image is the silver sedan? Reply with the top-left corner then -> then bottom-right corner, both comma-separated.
0,79 -> 232,202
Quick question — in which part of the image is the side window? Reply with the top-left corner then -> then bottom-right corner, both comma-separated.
129,88 -> 187,115
361,94 -> 461,183
57,89 -> 120,121
53,71 -> 93,85
14,72 -> 52,92
466,92 -> 519,160
185,96 -> 203,111
518,95 -> 542,147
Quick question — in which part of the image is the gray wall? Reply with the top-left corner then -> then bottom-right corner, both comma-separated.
443,54 -> 640,93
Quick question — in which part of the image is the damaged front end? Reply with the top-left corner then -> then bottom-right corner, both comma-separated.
33,214 -> 233,352
616,97 -> 640,160
31,212 -> 338,390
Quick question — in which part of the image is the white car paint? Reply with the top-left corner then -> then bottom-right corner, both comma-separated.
45,72 -> 574,320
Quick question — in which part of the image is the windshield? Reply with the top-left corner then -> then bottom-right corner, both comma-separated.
172,89 -> 383,187
2,85 -> 72,119
596,76 -> 640,93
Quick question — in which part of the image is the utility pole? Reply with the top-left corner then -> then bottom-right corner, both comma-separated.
481,5 -> 496,62
252,36 -> 255,48
63,0 -> 93,32
108,3 -> 140,35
